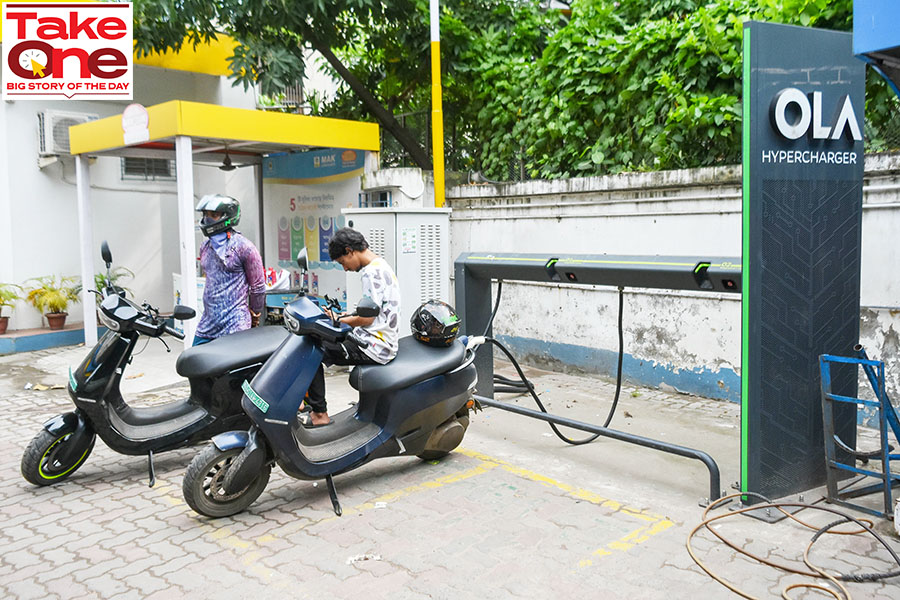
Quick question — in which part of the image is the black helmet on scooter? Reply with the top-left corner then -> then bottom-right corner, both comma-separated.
196,194 -> 241,237
410,300 -> 461,347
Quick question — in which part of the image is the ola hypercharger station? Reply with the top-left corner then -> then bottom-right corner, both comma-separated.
451,23 -> 868,510
742,22 -> 864,510
455,253 -> 741,502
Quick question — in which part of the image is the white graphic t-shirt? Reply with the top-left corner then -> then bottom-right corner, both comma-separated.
354,258 -> 401,364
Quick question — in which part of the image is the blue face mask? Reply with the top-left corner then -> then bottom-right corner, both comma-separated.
209,231 -> 229,260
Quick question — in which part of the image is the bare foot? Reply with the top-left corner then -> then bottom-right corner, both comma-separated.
310,411 -> 330,426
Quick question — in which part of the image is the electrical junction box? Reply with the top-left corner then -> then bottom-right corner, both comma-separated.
341,208 -> 450,337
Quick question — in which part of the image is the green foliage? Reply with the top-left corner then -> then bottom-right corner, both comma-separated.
510,0 -> 750,178
0,283 -> 23,316
25,276 -> 80,315
74,268 -> 135,299
319,0 -> 876,180
484,0 -> 861,179
134,0 -> 416,96
134,0 -> 893,180
318,1 -> 561,173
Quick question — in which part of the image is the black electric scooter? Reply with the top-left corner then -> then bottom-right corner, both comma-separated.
21,242 -> 289,487
181,251 -> 479,518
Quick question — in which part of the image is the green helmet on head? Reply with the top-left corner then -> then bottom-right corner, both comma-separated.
196,194 -> 240,237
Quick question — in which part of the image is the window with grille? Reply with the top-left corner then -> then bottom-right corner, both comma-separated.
121,157 -> 175,181
358,190 -> 392,208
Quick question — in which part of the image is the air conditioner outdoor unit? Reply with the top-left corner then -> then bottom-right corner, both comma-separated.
38,109 -> 99,156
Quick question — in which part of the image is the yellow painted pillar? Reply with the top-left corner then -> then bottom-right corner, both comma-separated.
430,0 -> 445,207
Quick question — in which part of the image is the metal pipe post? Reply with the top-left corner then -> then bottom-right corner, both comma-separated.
75,154 -> 97,346
475,395 -> 723,502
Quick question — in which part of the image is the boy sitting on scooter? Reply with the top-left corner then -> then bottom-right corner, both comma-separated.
304,227 -> 401,427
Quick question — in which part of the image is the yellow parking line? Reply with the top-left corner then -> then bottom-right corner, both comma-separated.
455,448 -> 676,568
317,460 -> 500,525
151,446 -> 674,573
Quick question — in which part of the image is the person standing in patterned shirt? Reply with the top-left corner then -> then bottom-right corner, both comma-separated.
305,227 -> 401,427
192,195 -> 266,345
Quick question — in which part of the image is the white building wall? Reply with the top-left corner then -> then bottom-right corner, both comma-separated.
447,154 -> 900,402
1,66 -> 259,331
0,97 -> 13,288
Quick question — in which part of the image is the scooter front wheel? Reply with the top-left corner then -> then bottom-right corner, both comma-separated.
21,428 -> 96,486
183,444 -> 271,518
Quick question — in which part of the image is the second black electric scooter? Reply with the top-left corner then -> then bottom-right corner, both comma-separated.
181,251 -> 479,517
21,242 -> 289,487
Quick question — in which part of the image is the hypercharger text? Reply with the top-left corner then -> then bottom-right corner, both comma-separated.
761,149 -> 858,165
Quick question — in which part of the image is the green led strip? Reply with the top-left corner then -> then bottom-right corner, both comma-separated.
741,25 -> 751,494
469,256 -> 741,269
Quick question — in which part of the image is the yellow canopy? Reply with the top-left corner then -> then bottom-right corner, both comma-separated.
72,100 -> 380,348
70,100 -> 380,158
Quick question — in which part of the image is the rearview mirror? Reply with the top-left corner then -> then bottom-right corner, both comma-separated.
100,241 -> 112,267
173,305 -> 196,321
296,248 -> 308,272
355,297 -> 380,318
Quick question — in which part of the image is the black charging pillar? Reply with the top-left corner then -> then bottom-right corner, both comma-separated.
742,22 -> 864,501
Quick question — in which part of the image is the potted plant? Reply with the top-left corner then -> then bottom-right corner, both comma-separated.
25,275 -> 80,330
0,283 -> 23,334
74,267 -> 135,298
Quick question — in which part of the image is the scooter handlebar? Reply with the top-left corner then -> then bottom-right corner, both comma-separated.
163,324 -> 185,340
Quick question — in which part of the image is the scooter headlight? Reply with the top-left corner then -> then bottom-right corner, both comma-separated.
283,310 -> 301,334
98,309 -> 120,331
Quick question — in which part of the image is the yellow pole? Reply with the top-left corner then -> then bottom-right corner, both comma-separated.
430,0 -> 445,207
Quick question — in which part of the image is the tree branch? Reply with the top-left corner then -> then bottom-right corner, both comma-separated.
310,40 -> 433,171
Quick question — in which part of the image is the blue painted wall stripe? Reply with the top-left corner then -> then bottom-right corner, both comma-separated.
496,334 -> 741,403
0,328 -> 105,355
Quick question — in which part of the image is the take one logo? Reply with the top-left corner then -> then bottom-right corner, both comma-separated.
2,2 -> 133,100
769,87 -> 862,142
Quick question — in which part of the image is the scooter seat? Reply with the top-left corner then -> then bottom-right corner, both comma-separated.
349,336 -> 466,394
176,326 -> 289,378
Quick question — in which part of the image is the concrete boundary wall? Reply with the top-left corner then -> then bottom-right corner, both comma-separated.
447,153 -> 900,408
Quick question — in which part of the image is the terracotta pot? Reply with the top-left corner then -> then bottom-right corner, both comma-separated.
0,316 -> 7,335
46,312 -> 68,330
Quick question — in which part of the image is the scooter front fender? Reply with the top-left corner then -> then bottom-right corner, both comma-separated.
221,428 -> 268,495
42,411 -> 95,466
43,411 -> 83,437
212,430 -> 250,452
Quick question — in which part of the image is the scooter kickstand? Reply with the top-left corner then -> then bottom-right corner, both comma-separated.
325,475 -> 342,516
147,450 -> 156,488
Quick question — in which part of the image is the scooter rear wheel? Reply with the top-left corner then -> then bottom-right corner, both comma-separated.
183,444 -> 271,518
417,409 -> 470,461
21,428 -> 96,486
